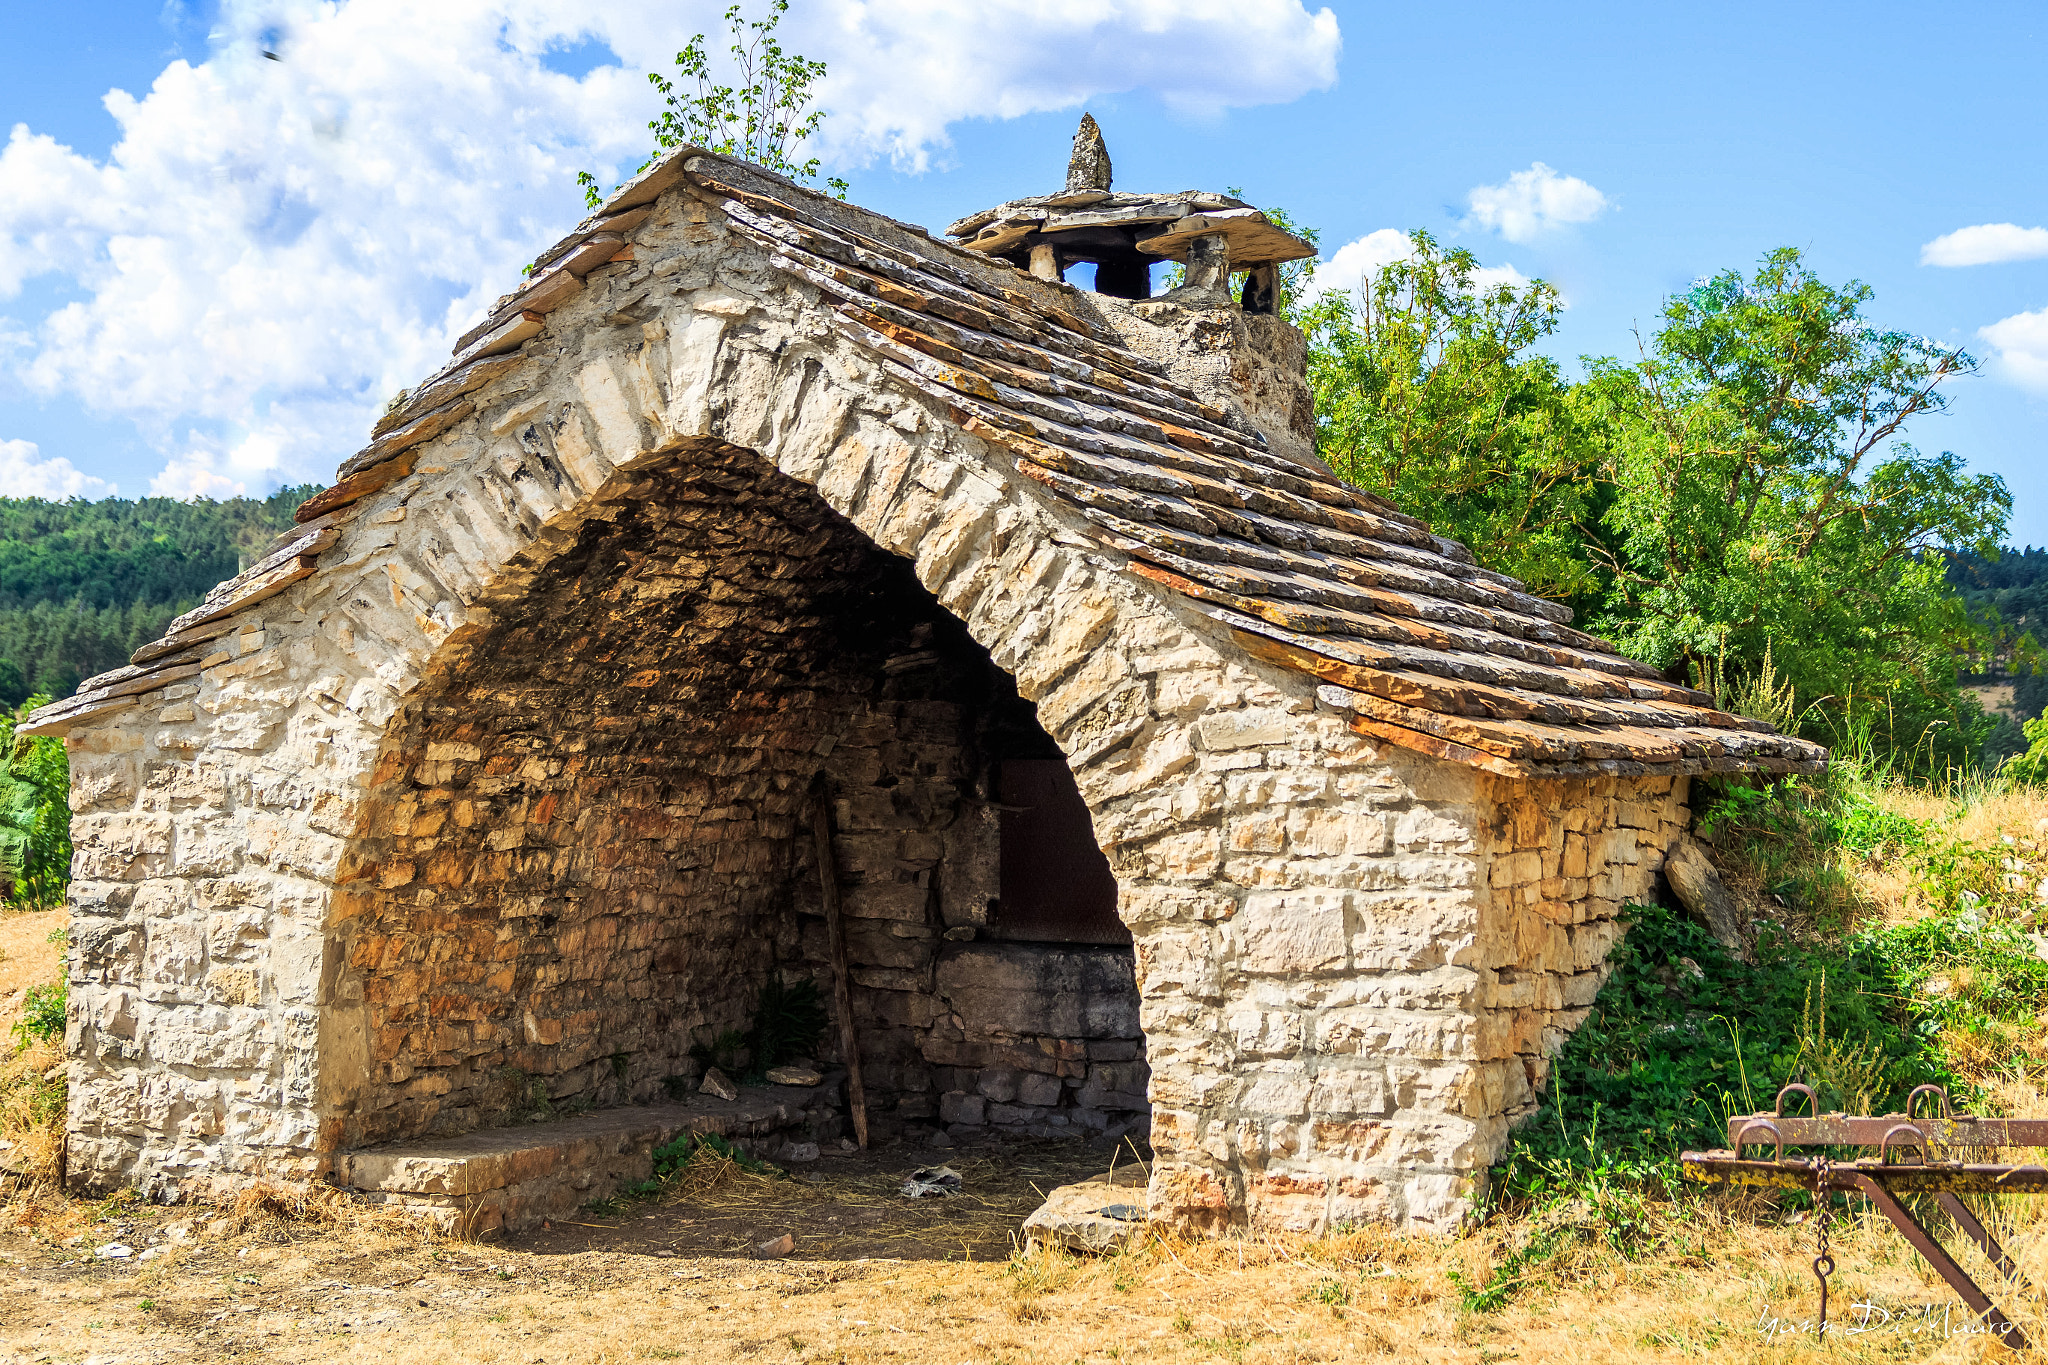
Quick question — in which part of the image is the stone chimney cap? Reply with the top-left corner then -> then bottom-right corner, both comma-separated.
1067,113 -> 1112,193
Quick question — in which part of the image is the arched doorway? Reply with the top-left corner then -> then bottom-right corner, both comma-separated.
327,439 -> 1145,1154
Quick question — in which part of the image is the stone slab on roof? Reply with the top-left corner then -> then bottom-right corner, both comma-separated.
26,146 -> 1827,782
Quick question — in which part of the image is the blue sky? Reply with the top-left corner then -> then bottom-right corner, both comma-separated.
2,0 -> 2043,544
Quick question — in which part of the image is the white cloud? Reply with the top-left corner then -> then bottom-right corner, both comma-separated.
150,451 -> 247,500
1921,223 -> 2048,268
1308,228 -> 1535,306
1980,307 -> 2048,392
787,0 -> 1340,166
0,0 -> 1342,496
1463,162 -> 1608,244
0,439 -> 117,499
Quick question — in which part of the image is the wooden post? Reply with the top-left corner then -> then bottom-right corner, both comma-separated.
812,800 -> 868,1149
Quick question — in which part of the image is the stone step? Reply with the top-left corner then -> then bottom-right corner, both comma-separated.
333,1079 -> 842,1237
1021,1165 -> 1150,1254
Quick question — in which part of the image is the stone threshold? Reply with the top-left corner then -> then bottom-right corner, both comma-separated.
331,1079 -> 843,1237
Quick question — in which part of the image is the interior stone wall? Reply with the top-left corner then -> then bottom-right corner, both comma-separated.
327,440 -> 1145,1149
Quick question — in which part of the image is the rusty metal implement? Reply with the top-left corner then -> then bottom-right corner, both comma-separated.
1682,1084 -> 2047,1349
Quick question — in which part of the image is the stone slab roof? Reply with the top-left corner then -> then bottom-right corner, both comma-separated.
28,148 -> 1826,781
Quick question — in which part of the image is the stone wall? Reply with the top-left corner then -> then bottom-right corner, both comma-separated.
52,170 -> 1686,1227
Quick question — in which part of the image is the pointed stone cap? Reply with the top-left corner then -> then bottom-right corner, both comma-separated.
1066,113 -> 1112,193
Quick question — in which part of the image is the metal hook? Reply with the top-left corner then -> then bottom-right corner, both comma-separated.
1906,1085 -> 1953,1123
1736,1118 -> 1786,1164
1774,1083 -> 1819,1119
1881,1122 -> 1928,1166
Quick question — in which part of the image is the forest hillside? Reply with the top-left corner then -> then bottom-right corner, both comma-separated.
0,489 -> 314,703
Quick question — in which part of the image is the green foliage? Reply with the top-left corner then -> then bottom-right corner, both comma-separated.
581,1 -> 844,210
1584,251 -> 2008,771
1304,230 -> 1602,602
2008,715 -> 2048,784
1449,1225 -> 1570,1313
0,696 -> 71,907
1305,236 -> 2008,773
12,981 -> 66,1048
0,489 -> 309,698
1494,900 -> 1946,1194
1946,546 -> 2047,756
621,1131 -> 783,1199
1861,910 -> 2048,1042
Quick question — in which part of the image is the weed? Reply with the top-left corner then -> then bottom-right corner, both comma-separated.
10,980 -> 64,1047
1449,1226 -> 1567,1313
1304,1276 -> 1351,1310
138,1298 -> 154,1311
609,1051 -> 630,1079
1184,1321 -> 1256,1361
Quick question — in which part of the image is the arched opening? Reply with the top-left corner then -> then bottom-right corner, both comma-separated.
333,440 -> 1145,1154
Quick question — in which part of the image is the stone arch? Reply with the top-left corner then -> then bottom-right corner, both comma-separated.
43,150 -> 1818,1229
322,433 -> 1165,1153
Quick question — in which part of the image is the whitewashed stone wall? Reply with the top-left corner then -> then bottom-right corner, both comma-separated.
50,177 -> 1687,1229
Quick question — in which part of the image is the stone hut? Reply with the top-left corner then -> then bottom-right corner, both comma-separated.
26,123 -> 1825,1234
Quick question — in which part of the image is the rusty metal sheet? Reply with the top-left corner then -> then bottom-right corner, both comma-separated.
1725,1113 -> 2048,1150
1681,1153 -> 2048,1194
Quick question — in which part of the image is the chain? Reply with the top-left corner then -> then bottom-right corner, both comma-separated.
1812,1156 -> 1835,1334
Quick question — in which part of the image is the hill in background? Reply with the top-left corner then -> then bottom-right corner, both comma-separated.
0,489 -> 316,703
1949,544 -> 2048,764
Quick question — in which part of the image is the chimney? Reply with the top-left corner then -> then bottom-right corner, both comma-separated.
943,116 -> 1323,474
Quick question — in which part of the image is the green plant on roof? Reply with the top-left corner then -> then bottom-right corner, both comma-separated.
579,1 -> 846,211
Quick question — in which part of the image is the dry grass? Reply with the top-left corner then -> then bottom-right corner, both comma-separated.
19,790 -> 2048,1361
0,904 -> 65,1202
3,1183 -> 2041,1364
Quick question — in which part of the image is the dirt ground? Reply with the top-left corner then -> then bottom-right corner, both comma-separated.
0,908 -> 62,1014
5,904 -> 2045,1364
3,1140 -> 2042,1365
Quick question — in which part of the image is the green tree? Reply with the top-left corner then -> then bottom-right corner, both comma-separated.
1304,230 -> 1606,602
0,695 -> 70,907
580,0 -> 844,210
1581,249 -> 2008,765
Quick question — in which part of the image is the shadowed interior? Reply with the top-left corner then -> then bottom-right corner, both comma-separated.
328,441 -> 1144,1149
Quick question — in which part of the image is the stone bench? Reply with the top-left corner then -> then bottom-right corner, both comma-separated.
332,1080 -> 842,1236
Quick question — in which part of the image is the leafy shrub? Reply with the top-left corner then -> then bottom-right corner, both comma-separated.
2007,715 -> 2048,784
0,696 -> 71,907
1494,901 -> 1946,1199
1860,909 -> 2048,1052
11,980 -> 65,1048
